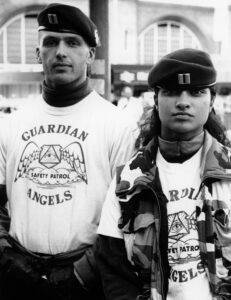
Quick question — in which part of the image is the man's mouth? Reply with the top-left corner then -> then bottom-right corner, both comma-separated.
53,63 -> 71,68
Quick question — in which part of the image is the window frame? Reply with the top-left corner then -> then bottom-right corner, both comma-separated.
0,12 -> 42,72
139,20 -> 202,64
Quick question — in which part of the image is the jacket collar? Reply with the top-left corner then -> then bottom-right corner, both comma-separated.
116,131 -> 231,197
158,131 -> 204,160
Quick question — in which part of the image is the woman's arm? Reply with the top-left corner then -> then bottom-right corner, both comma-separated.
95,234 -> 142,300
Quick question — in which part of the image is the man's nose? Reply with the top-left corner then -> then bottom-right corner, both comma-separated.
56,41 -> 67,57
176,91 -> 190,109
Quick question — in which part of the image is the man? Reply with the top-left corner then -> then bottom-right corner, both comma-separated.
0,3 -> 137,300
117,85 -> 134,109
96,48 -> 231,300
117,85 -> 144,125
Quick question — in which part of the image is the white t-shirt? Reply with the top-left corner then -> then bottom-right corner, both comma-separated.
156,148 -> 212,300
0,91 -> 138,254
98,147 -> 213,300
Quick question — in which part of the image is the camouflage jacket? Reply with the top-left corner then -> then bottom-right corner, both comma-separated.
116,131 -> 231,300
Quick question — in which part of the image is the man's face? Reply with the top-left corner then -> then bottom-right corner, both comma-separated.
121,87 -> 133,99
156,87 -> 213,141
36,31 -> 95,88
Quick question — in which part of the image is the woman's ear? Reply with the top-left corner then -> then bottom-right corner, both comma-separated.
36,48 -> 42,64
210,94 -> 215,112
154,94 -> 158,110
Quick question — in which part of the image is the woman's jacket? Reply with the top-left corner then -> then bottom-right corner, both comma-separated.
96,130 -> 231,300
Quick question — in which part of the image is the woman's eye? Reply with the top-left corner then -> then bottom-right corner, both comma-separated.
190,89 -> 206,96
161,89 -> 179,96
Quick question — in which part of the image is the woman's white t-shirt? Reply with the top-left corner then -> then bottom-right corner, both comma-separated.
156,148 -> 212,300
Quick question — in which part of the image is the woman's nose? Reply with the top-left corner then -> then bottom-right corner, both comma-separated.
176,91 -> 190,109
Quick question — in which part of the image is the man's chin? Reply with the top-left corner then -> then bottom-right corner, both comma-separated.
50,74 -> 74,86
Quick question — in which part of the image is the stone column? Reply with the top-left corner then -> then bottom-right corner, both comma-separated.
89,0 -> 111,101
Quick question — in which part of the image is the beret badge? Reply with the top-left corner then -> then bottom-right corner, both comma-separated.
94,29 -> 100,46
178,73 -> 191,85
47,14 -> 58,25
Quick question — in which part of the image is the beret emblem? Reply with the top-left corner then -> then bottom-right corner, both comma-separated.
178,73 -> 191,85
48,14 -> 58,25
94,29 -> 100,46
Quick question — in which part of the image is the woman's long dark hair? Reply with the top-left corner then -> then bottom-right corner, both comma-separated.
136,86 -> 231,148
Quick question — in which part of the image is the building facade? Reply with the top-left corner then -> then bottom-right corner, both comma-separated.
0,0 -> 231,125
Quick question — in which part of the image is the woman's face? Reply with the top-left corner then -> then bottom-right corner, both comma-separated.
156,88 -> 213,141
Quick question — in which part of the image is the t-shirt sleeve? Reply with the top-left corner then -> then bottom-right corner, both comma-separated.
108,114 -> 139,179
97,176 -> 123,239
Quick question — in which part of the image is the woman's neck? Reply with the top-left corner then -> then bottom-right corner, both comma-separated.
158,131 -> 205,163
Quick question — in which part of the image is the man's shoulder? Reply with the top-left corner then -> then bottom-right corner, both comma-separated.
6,105 -> 35,120
89,91 -> 134,119
89,91 -> 118,110
85,92 -> 139,136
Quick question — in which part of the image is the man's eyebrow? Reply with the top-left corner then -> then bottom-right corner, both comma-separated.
64,35 -> 82,40
43,35 -> 59,40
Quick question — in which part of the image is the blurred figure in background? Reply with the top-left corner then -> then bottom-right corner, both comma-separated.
117,85 -> 134,109
117,85 -> 144,125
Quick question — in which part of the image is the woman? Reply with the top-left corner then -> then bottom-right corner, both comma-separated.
95,48 -> 231,300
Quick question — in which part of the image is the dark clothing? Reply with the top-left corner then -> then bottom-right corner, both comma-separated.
0,269 -> 84,300
94,236 -> 142,300
0,237 -> 105,300
95,131 -> 231,300
42,78 -> 92,107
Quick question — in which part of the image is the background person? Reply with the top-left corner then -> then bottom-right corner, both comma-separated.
117,85 -> 144,125
117,85 -> 134,109
0,3 -> 138,300
95,48 -> 231,300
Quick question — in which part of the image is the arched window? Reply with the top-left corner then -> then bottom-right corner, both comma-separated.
139,21 -> 202,64
0,12 -> 40,71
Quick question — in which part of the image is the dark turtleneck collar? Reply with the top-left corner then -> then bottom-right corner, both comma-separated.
158,131 -> 205,163
42,78 -> 92,107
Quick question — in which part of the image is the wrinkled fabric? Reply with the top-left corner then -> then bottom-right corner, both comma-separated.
115,131 -> 231,300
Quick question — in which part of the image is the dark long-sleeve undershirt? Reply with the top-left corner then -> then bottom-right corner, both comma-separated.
94,235 -> 142,300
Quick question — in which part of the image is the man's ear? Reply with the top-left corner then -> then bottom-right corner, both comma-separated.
36,47 -> 42,64
87,47 -> 96,65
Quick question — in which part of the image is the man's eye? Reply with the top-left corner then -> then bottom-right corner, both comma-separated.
67,39 -> 80,47
43,39 -> 57,47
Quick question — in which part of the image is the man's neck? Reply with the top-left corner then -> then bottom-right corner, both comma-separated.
42,78 -> 92,107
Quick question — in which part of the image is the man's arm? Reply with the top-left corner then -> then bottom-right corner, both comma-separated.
0,184 -> 10,240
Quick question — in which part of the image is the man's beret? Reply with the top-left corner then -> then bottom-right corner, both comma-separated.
148,48 -> 216,89
37,3 -> 99,47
